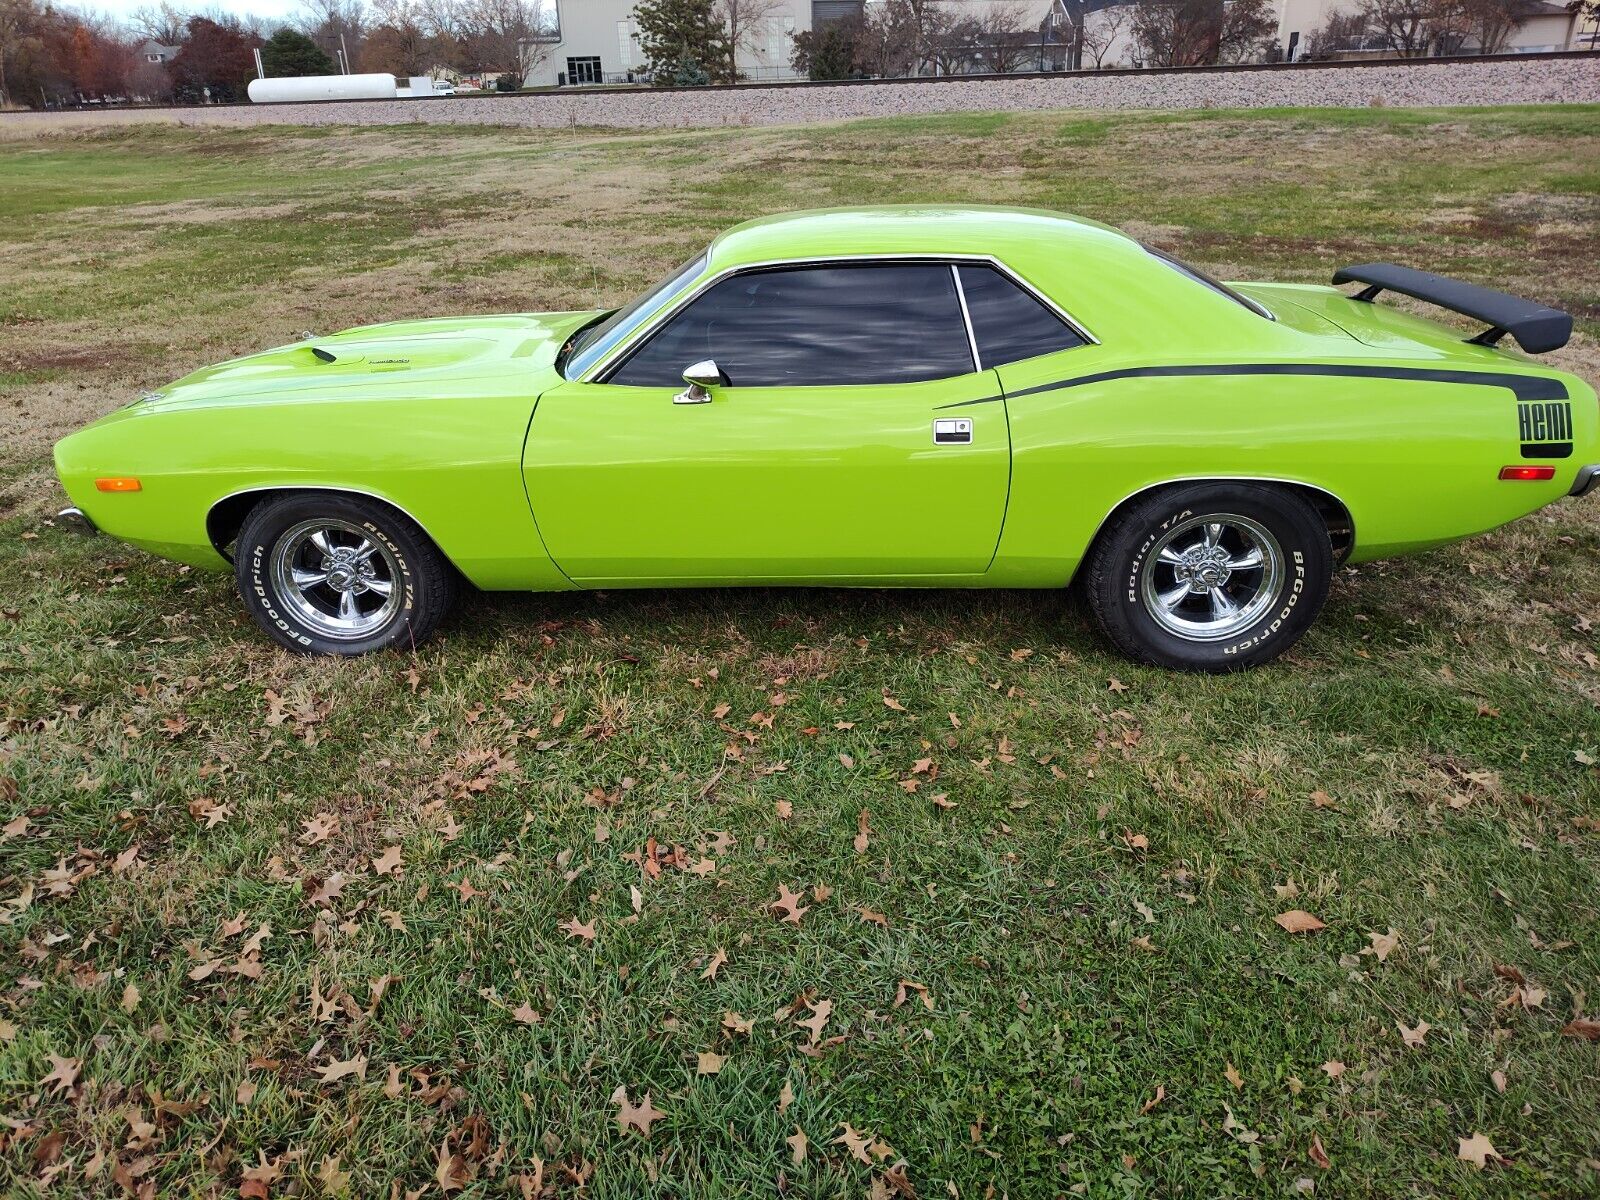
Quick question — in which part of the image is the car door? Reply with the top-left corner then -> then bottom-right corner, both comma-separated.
523,261 -> 1011,584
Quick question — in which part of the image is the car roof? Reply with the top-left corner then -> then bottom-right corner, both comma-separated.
705,205 -> 1146,272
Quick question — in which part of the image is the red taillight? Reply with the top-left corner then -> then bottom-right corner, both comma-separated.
94,477 -> 142,492
1498,466 -> 1556,481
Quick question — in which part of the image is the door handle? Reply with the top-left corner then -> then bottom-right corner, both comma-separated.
933,418 -> 973,445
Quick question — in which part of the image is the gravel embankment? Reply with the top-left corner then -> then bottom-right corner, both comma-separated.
3,54 -> 1596,135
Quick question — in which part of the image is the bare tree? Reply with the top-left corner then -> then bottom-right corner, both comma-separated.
1131,0 -> 1222,66
1298,9 -> 1371,57
1461,0 -> 1518,52
1357,0 -> 1433,56
717,0 -> 782,80
854,0 -> 917,77
1216,0 -> 1277,61
1080,4 -> 1133,69
462,0 -> 554,85
297,0 -> 368,70
974,1 -> 1035,73
130,3 -> 187,45
0,0 -> 29,107
368,0 -> 436,74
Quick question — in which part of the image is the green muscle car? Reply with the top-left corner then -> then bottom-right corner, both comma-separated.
53,206 -> 1598,670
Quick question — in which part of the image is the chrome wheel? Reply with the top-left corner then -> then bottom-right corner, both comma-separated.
269,518 -> 401,641
1139,513 -> 1284,643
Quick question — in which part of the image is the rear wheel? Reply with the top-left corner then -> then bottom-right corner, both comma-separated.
236,493 -> 455,655
1082,482 -> 1333,672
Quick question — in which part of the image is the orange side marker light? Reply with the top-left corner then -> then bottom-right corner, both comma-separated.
95,477 -> 142,492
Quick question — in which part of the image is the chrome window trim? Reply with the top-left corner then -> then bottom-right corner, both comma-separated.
584,252 -> 1098,385
950,263 -> 983,373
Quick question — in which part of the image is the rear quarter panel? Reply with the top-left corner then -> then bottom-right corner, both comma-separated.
987,351 -> 1595,585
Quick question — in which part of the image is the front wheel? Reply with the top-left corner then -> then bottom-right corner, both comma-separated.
235,492 -> 455,655
1081,483 -> 1333,672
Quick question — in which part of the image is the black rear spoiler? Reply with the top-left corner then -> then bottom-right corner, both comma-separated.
1331,263 -> 1571,355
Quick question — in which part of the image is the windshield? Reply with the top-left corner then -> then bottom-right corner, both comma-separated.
1144,245 -> 1274,321
562,252 -> 708,379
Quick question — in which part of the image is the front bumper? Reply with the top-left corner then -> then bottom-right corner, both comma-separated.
1572,465 -> 1600,498
57,507 -> 99,536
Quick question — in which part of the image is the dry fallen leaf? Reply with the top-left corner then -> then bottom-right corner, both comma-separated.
371,846 -> 403,876
1320,1060 -> 1346,1079
1308,1133 -> 1331,1170
1364,928 -> 1401,962
777,1079 -> 794,1114
771,884 -> 810,925
1397,1020 -> 1431,1049
696,1050 -> 726,1076
786,1126 -> 808,1165
1274,910 -> 1326,934
511,1002 -> 541,1026
796,998 -> 833,1043
317,1055 -> 368,1084
833,1123 -> 873,1164
1560,1017 -> 1600,1041
1224,1062 -> 1244,1091
700,948 -> 728,981
774,799 -> 793,820
1457,1131 -> 1501,1169
561,917 -> 597,944
40,1054 -> 80,1095
1138,1084 -> 1165,1115
611,1086 -> 666,1137
853,808 -> 871,854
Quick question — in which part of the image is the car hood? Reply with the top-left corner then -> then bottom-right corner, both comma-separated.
135,311 -> 600,412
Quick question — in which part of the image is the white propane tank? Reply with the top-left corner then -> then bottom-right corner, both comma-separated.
248,74 -> 398,103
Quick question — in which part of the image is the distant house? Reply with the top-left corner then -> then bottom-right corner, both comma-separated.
138,40 -> 180,66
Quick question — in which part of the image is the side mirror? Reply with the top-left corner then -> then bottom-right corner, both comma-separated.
673,359 -> 724,405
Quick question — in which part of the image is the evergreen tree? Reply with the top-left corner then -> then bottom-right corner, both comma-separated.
260,27 -> 335,77
631,0 -> 731,85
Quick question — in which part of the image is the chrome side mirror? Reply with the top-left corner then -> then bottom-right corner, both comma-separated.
673,359 -> 723,405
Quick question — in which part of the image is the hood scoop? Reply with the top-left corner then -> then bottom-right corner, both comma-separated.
311,347 -> 338,363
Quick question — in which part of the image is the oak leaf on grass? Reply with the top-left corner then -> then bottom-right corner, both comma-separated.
1274,910 -> 1326,934
1457,1132 -> 1501,1169
771,884 -> 810,925
611,1086 -> 666,1137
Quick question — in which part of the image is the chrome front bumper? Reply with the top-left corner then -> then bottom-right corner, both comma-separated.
57,507 -> 98,536
1572,465 -> 1600,498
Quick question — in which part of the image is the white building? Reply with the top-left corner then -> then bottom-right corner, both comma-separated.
522,0 -> 814,86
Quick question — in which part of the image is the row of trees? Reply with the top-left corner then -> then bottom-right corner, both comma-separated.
789,0 -> 1281,78
0,0 -> 561,108
789,0 -> 1591,79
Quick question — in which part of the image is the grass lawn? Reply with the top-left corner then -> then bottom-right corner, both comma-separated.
1,106 -> 1598,1198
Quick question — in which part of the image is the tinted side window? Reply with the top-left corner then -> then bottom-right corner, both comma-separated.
609,263 -> 975,388
957,264 -> 1085,367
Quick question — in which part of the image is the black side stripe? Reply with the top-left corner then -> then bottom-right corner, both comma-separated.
937,363 -> 1569,409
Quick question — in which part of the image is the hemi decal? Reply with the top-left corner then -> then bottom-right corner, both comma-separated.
935,363 -> 1570,409
1517,399 -> 1574,459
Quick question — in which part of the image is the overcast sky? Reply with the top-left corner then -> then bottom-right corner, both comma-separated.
85,0 -> 304,29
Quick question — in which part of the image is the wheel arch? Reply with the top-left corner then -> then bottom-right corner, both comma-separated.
206,486 -> 454,567
1085,476 -> 1355,566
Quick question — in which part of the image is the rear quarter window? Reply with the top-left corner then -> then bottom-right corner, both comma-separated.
957,263 -> 1086,367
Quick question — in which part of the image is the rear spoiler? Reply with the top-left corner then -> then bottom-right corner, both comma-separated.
1331,263 -> 1571,355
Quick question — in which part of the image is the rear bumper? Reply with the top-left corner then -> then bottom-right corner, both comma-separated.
57,506 -> 99,536
1572,465 -> 1600,498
